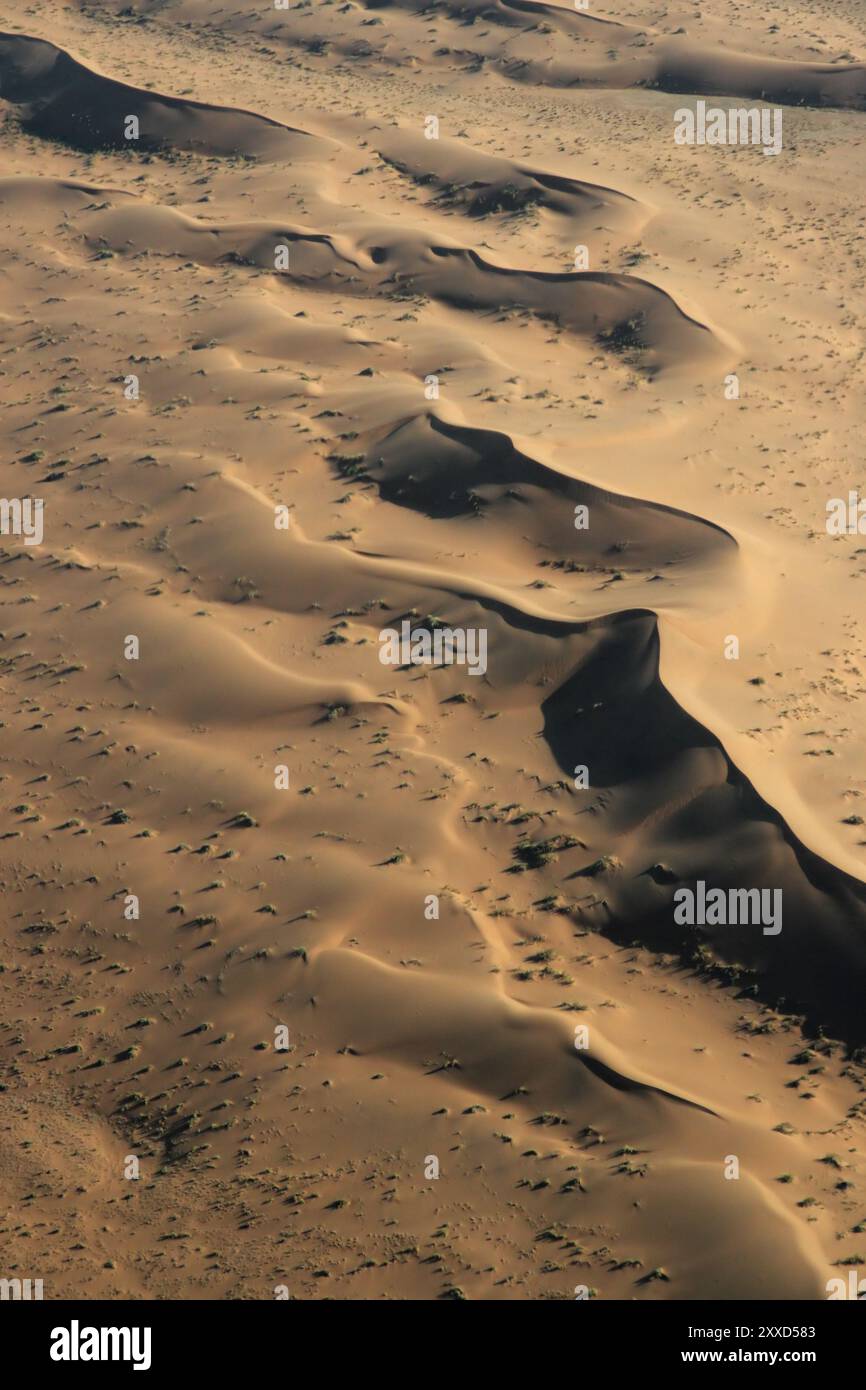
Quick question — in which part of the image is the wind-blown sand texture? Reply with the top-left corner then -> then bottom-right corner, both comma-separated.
0,0 -> 865,1301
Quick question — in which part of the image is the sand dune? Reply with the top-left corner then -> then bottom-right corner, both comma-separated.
0,0 -> 865,1306
87,0 -> 866,108
373,127 -> 643,229
0,30 -> 328,157
2,173 -> 717,372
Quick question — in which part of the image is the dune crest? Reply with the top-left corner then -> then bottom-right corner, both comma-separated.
1,0 -> 864,1305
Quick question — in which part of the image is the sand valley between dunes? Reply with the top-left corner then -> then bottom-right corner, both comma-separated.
0,0 -> 865,1301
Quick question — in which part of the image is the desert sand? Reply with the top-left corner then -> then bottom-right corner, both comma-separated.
0,0 -> 865,1302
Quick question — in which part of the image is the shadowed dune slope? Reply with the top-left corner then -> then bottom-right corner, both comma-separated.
0,30 -> 328,157
0,0 -> 864,1305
